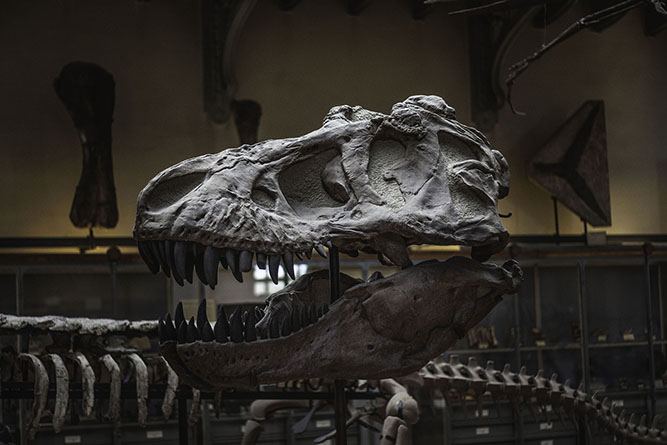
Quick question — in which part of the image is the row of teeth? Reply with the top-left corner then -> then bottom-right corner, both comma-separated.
158,299 -> 329,344
137,240 -> 328,288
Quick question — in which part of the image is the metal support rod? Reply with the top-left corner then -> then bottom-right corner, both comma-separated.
644,243 -> 657,417
552,197 -> 560,244
178,396 -> 188,445
329,245 -> 341,304
577,262 -> 590,393
576,261 -> 590,445
583,219 -> 588,246
328,245 -> 347,445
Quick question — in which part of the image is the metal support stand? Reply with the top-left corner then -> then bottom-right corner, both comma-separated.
329,245 -> 347,445
552,197 -> 560,244
644,243 -> 656,418
178,397 -> 188,445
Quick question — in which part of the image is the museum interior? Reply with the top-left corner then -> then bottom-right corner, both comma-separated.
1,1 -> 666,444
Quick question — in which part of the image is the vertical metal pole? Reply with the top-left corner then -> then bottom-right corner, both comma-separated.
16,267 -> 27,445
179,396 -> 189,445
644,243 -> 656,417
576,262 -> 589,445
110,260 -> 118,318
329,245 -> 347,445
582,220 -> 588,246
577,262 -> 590,392
552,197 -> 560,244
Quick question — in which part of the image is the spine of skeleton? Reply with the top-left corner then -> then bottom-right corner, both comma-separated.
420,356 -> 667,444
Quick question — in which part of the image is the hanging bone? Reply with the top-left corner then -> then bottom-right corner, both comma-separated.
54,62 -> 118,228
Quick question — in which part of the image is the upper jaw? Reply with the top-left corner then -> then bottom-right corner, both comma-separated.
158,257 -> 523,388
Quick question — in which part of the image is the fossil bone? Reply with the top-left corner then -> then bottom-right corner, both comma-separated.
157,356 -> 178,419
70,352 -> 96,417
18,353 -> 49,439
160,257 -> 522,388
43,354 -> 69,433
99,354 -> 121,424
54,61 -> 118,228
134,95 -> 511,285
124,353 -> 149,427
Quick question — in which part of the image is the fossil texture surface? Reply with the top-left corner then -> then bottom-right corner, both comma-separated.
160,257 -> 522,388
135,95 -> 511,287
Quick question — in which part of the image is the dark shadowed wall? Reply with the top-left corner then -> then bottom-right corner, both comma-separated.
0,1 -> 665,238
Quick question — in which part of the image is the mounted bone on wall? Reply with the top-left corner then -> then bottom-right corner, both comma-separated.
527,100 -> 611,227
54,62 -> 119,229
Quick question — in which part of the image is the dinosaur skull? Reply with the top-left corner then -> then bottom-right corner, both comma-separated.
159,257 -> 522,388
134,95 -> 510,284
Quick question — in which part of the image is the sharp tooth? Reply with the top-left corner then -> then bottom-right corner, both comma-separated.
239,251 -> 253,273
280,318 -> 292,337
201,321 -> 215,342
314,245 -> 327,258
164,313 -> 176,341
167,240 -> 184,286
196,299 -> 209,336
269,318 -> 280,338
149,241 -> 163,271
304,247 -> 313,259
174,241 -> 192,283
177,320 -> 188,343
174,302 -> 185,329
294,252 -> 303,260
256,253 -> 267,269
137,241 -> 159,274
229,308 -> 244,343
204,246 -> 220,289
186,317 -> 200,342
214,306 -> 229,343
268,255 -> 281,284
157,241 -> 172,277
244,310 -> 257,342
225,249 -> 243,283
193,244 -> 209,286
282,252 -> 295,279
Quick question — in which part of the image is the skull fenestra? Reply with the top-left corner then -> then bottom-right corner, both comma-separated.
134,95 -> 521,387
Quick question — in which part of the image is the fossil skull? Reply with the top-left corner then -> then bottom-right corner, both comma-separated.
134,95 -> 510,285
159,257 -> 522,388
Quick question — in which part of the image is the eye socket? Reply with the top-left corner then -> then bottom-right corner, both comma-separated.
251,186 -> 277,209
145,172 -> 205,211
278,148 -> 349,216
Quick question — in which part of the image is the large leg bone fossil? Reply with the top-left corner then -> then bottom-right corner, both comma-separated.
53,61 -> 118,228
18,353 -> 49,439
124,353 -> 148,427
99,354 -> 121,424
70,352 -> 95,417
43,354 -> 69,433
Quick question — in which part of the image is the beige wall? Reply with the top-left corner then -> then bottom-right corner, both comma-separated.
0,1 -> 665,238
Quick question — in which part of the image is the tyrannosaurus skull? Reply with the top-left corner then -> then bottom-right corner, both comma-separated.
134,95 -> 511,285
